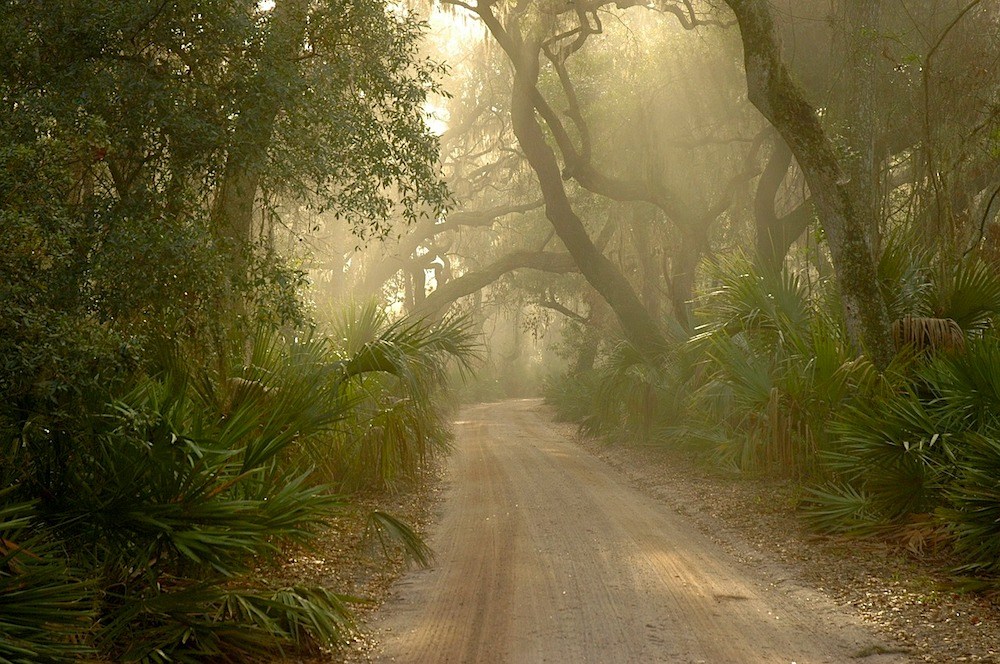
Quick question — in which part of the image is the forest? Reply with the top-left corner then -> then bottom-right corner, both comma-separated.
2,0 -> 1000,661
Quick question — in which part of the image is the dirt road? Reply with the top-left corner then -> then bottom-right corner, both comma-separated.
369,400 -> 910,663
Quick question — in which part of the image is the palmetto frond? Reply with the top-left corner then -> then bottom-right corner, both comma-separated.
696,253 -> 812,344
334,313 -> 480,388
98,582 -> 357,662
801,484 -> 880,535
0,495 -> 94,663
943,432 -> 1000,578
311,303 -> 479,490
928,258 -> 1000,333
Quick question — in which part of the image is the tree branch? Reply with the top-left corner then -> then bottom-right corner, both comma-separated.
537,298 -> 590,324
358,199 -> 545,295
415,250 -> 578,317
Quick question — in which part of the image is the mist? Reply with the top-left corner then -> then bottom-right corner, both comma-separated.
4,1 -> 1000,661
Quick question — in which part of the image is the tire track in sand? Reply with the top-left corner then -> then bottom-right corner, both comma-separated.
369,399 -> 910,664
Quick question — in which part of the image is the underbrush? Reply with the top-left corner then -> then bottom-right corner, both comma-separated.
546,249 -> 1000,590
0,304 -> 476,662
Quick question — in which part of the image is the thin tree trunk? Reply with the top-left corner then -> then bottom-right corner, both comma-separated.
631,207 -> 662,321
843,0 -> 882,253
668,223 -> 707,333
754,134 -> 813,271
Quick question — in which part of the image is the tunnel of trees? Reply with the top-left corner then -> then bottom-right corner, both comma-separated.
2,0 -> 1000,659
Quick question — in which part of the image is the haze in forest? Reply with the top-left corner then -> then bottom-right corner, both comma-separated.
3,1 -> 1000,661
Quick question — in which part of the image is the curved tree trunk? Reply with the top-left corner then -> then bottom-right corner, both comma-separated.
725,0 -> 893,368
668,223 -> 708,333
466,7 -> 668,356
754,134 -> 813,271
507,43 -> 667,356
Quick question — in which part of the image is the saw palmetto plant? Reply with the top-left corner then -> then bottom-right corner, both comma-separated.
311,300 -> 479,491
0,493 -> 94,663
0,309 -> 476,661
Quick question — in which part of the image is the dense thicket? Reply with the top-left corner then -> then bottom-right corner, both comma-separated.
0,1 -> 472,660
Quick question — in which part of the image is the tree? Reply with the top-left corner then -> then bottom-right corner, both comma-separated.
752,1 -> 1000,265
424,1 -> 752,349
0,0 -> 448,312
211,0 -> 450,250
1,1 -> 469,658
722,0 -> 895,367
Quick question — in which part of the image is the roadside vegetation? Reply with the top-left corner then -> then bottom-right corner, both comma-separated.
546,248 -> 1000,588
4,0 -> 1000,659
0,1 -> 474,660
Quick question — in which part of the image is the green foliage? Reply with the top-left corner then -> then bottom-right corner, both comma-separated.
874,232 -> 1000,335
696,253 -> 813,343
676,252 -> 1000,581
547,244 -> 1000,585
800,483 -> 880,535
927,258 -> 1000,333
0,495 -> 94,663
9,331 -> 350,660
269,1 -> 451,234
876,230 -> 934,320
583,341 -> 692,444
545,323 -> 698,448
0,0 -> 448,231
944,432 -> 1000,578
544,369 -> 601,425
0,0 -> 464,657
311,301 -> 480,490
923,338 -> 1000,429
0,314 -> 473,659
819,390 -> 956,522
805,336 -> 1000,582
367,511 -> 434,568
95,584 -> 354,663
688,255 -> 870,474
0,0 -> 452,442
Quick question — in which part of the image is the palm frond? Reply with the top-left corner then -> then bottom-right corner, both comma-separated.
0,496 -> 94,663
943,432 -> 1000,578
928,258 -> 1000,333
923,337 -> 1000,430
801,483 -> 881,534
696,252 -> 812,344
877,229 -> 934,320
366,510 -> 433,568
823,391 -> 955,520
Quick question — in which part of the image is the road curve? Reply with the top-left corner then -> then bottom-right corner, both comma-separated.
370,399 -> 909,664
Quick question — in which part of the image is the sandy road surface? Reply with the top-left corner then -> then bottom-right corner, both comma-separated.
370,400 -> 909,664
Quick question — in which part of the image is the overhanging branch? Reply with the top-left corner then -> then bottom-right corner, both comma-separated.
414,250 -> 578,317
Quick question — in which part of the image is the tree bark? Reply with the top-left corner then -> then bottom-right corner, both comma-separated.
467,7 -> 669,355
843,0 -> 882,253
754,134 -> 813,271
413,250 -> 577,319
630,206 -> 662,321
504,41 -> 667,355
211,0 -> 307,248
724,0 -> 894,368
357,200 -> 543,297
669,224 -> 708,332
